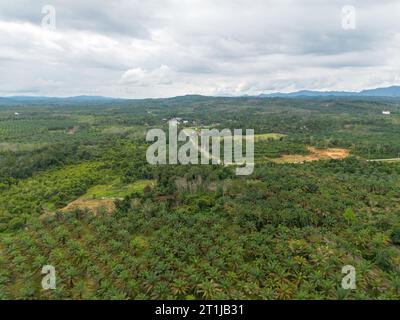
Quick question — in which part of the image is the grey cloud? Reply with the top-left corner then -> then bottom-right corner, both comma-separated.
0,0 -> 399,97
0,0 -> 161,37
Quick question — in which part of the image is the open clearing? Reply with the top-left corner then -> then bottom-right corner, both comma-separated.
80,179 -> 155,199
269,147 -> 350,163
59,199 -> 116,215
185,129 -> 285,141
57,179 -> 155,215
253,133 -> 286,141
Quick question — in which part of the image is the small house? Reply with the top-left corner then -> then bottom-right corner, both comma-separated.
168,117 -> 182,125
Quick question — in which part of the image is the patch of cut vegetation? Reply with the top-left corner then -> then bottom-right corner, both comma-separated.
59,199 -> 115,215
102,126 -> 136,135
253,133 -> 286,141
254,140 -> 309,161
269,146 -> 350,163
80,179 -> 155,200
0,142 -> 48,152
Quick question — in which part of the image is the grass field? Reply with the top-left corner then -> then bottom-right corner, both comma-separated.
253,133 -> 286,141
80,179 -> 156,200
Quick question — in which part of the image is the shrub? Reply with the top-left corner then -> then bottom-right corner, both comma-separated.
390,227 -> 400,245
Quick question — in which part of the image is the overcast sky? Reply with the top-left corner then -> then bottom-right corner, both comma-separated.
0,0 -> 399,98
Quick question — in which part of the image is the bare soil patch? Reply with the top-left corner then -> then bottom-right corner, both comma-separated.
271,147 -> 350,164
59,199 -> 115,215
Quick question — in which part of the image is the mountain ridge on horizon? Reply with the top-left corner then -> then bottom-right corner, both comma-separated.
258,85 -> 400,98
1,85 -> 400,101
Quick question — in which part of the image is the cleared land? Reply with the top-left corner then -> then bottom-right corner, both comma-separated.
58,179 -> 155,215
80,179 -> 155,199
253,133 -> 286,141
59,198 -> 116,215
268,146 -> 350,163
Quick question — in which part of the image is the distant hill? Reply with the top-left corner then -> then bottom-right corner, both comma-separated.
0,95 -> 122,106
359,86 -> 400,97
0,95 -> 118,102
2,86 -> 400,104
259,86 -> 400,98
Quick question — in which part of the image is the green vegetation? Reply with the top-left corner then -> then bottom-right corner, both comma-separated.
0,96 -> 400,299
80,179 -> 155,199
254,133 -> 287,141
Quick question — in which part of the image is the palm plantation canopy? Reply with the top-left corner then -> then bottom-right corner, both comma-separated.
0,96 -> 399,299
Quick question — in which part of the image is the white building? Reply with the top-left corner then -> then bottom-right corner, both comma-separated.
382,111 -> 391,115
168,117 -> 182,125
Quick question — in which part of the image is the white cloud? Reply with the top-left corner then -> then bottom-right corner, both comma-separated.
0,0 -> 400,97
120,65 -> 175,86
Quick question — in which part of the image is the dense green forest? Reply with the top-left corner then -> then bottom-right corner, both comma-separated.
0,96 -> 400,299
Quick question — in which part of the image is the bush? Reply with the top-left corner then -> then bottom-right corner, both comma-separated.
343,208 -> 356,224
9,217 -> 26,231
390,227 -> 400,245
